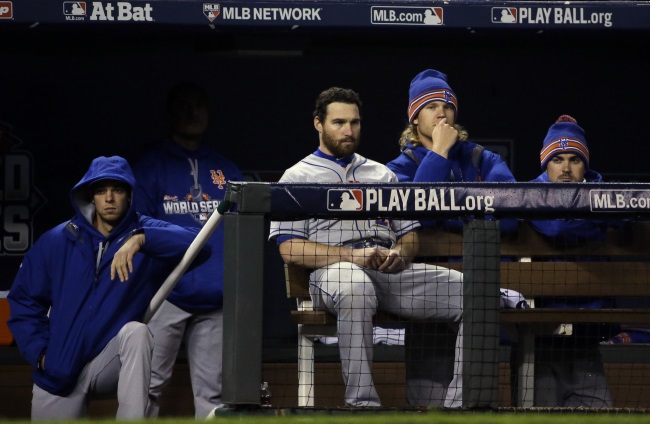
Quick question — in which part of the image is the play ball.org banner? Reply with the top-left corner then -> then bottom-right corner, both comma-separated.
261,182 -> 650,220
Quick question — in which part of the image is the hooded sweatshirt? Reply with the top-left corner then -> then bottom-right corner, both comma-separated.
8,156 -> 210,396
133,141 -> 243,312
386,141 -> 518,234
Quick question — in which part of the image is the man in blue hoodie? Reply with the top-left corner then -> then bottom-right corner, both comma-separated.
8,156 -> 210,420
133,83 -> 243,418
386,69 -> 520,407
529,115 -> 615,408
386,68 -> 518,234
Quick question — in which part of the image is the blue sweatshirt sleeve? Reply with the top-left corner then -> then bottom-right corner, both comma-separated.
138,216 -> 212,269
413,151 -> 454,182
482,155 -> 516,182
7,239 -> 52,369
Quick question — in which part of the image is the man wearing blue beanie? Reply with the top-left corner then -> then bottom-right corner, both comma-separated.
387,68 -> 516,229
528,115 -> 617,408
538,114 -> 590,181
386,69 -> 518,408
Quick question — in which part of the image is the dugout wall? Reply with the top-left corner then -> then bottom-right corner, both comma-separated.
222,181 -> 650,410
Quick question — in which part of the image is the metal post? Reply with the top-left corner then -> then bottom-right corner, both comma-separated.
222,211 -> 265,406
462,220 -> 501,407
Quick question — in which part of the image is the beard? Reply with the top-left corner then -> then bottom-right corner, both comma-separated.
321,129 -> 360,158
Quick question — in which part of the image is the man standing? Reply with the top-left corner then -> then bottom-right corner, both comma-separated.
8,155 -> 209,420
529,114 -> 616,407
269,87 -> 464,407
133,82 -> 244,418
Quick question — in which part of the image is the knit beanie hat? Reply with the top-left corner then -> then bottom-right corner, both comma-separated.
407,69 -> 458,123
539,115 -> 589,170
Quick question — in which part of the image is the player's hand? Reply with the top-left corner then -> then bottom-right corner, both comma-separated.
430,117 -> 458,158
111,233 -> 145,282
351,247 -> 385,270
376,248 -> 407,274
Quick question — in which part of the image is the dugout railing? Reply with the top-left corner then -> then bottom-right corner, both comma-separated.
221,181 -> 650,410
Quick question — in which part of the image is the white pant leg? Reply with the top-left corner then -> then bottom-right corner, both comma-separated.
443,321 -> 463,408
146,301 -> 188,417
184,309 -> 223,418
32,321 -> 153,420
111,322 -> 155,418
311,262 -> 380,407
31,383 -> 87,420
371,263 -> 464,408
371,263 -> 463,321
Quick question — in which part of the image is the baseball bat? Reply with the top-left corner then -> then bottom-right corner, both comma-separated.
143,200 -> 232,324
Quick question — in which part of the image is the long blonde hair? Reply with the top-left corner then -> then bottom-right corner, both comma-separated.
398,122 -> 468,148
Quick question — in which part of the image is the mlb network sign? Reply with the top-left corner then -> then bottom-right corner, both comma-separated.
0,1 -> 12,19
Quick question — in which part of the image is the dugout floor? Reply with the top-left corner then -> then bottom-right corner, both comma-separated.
2,358 -> 650,418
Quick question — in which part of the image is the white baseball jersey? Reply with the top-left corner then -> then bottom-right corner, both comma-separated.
268,151 -> 421,245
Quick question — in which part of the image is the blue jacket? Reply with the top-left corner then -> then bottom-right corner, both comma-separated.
528,168 -> 618,341
386,141 -> 518,234
133,141 -> 243,312
8,156 -> 210,396
529,169 -> 609,242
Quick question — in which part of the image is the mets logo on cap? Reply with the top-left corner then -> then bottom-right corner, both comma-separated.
558,138 -> 570,149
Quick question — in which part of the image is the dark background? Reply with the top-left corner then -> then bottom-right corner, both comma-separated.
1,22 -> 649,338
3,25 -> 648,186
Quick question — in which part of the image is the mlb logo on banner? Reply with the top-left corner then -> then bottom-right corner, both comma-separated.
0,1 -> 12,19
203,3 -> 220,22
63,1 -> 86,16
492,7 -> 517,23
327,189 -> 363,211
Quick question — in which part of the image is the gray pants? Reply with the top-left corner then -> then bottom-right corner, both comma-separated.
146,300 -> 223,419
31,321 -> 153,420
535,342 -> 612,408
310,262 -> 463,407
